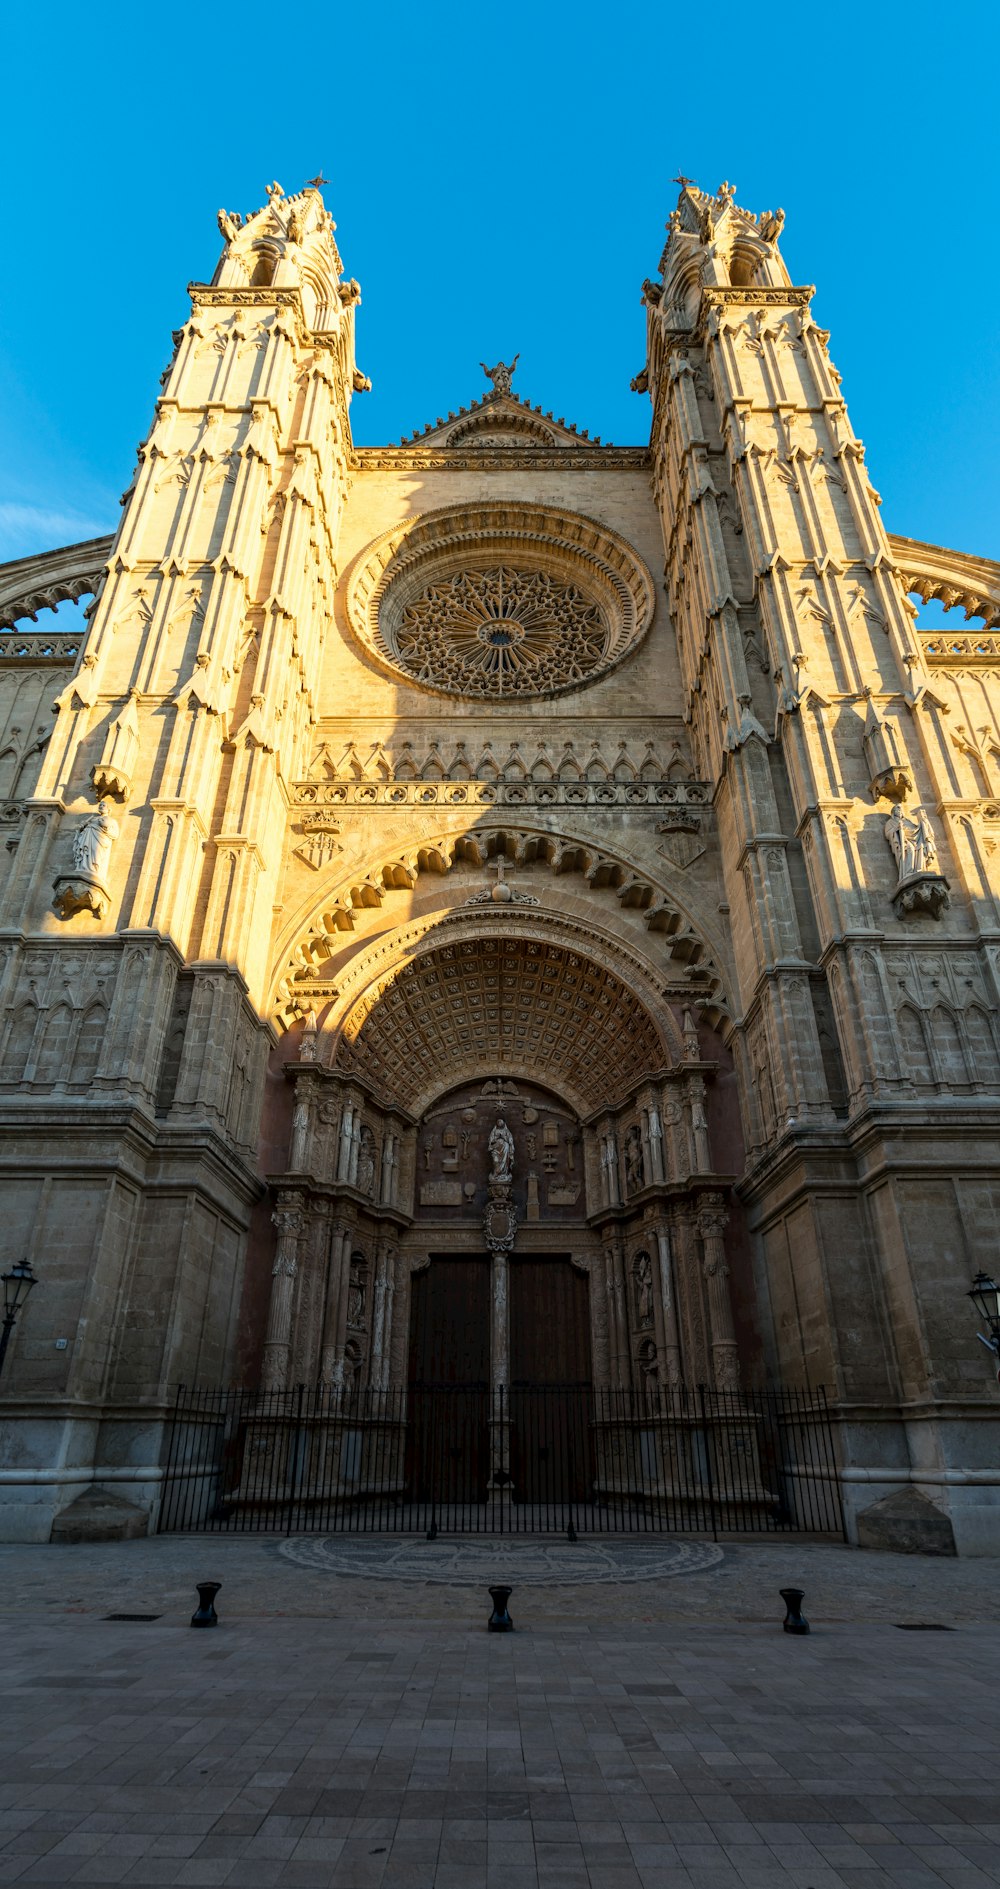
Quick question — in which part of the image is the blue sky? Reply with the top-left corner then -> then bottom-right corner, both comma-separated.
2,0 -> 997,572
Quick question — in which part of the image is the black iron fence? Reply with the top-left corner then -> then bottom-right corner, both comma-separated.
157,1381 -> 844,1538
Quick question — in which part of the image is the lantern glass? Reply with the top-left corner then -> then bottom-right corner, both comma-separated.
968,1272 -> 1000,1328
2,1260 -> 36,1320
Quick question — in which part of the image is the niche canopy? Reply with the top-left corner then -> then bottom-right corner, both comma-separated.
346,502 -> 655,701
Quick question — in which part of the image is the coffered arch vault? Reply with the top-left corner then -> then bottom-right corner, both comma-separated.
333,928 -> 671,1118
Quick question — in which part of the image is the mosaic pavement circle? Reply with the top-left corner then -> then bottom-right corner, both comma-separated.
276,1536 -> 725,1586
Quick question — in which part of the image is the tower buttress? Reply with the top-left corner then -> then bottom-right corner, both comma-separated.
31,180 -> 364,1006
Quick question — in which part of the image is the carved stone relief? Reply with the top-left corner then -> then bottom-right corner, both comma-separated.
414,1077 -> 584,1223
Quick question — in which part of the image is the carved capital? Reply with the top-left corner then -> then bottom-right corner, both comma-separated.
697,1204 -> 729,1247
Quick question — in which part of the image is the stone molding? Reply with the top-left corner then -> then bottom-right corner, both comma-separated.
356,447 -> 650,471
891,532 -> 1000,632
273,825 -> 726,1026
0,536 -> 111,631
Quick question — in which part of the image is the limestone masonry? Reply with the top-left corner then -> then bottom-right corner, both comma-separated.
1,177 -> 999,1549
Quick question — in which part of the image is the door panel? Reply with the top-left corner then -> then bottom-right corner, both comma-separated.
408,1257 -> 489,1385
407,1257 -> 489,1503
509,1256 -> 591,1385
509,1256 -> 592,1503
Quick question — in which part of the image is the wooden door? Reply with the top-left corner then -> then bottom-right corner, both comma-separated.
510,1256 -> 591,1385
509,1256 -> 592,1503
407,1257 -> 489,1503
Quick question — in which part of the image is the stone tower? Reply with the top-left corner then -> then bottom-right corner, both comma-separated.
0,177 -> 998,1551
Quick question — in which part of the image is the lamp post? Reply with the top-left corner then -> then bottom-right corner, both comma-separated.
967,1272 -> 1000,1371
0,1259 -> 37,1380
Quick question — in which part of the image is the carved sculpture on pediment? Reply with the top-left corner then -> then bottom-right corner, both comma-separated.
488,1116 -> 515,1183
53,800 -> 119,922
480,355 -> 519,394
884,803 -> 950,917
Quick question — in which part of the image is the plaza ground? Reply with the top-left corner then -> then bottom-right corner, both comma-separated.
0,1534 -> 998,1887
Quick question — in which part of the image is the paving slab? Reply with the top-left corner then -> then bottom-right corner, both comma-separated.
0,1537 -> 998,1885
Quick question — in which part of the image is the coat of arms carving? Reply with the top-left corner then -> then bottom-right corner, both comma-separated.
295,810 -> 342,871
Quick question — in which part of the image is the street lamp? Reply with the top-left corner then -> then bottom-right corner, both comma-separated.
0,1259 -> 37,1379
967,1272 -> 1000,1365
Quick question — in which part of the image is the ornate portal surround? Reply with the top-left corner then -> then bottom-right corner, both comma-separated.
344,502 -> 656,700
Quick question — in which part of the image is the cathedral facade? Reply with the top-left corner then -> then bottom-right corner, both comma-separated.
1,178 -> 999,1549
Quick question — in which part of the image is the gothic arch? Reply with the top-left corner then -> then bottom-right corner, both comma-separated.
270,821 -> 731,1029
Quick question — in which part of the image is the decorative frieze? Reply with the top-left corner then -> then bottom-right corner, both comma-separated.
293,776 -> 709,811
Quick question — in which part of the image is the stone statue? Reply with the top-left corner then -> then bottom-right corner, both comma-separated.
357,1128 -> 376,1199
885,803 -> 938,881
488,1116 -> 515,1182
635,1252 -> 653,1327
217,209 -> 242,242
73,800 -> 119,883
625,1128 -> 644,1191
759,207 -> 785,244
480,354 -> 519,395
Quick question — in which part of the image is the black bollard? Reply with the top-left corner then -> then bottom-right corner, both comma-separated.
190,1581 -> 221,1629
487,1584 -> 514,1633
780,1586 -> 809,1635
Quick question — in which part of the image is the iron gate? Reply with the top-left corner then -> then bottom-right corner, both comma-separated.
158,1382 -> 844,1537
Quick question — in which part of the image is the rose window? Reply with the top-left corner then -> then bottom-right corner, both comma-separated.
394,566 -> 609,696
345,503 -> 656,702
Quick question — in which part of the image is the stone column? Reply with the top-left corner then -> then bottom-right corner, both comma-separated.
654,1225 -> 683,1389
262,1202 -> 305,1391
380,1245 -> 397,1392
293,1201 -> 330,1383
698,1198 -> 740,1390
603,1240 -> 630,1386
369,1237 -> 391,1395
320,1222 -> 352,1389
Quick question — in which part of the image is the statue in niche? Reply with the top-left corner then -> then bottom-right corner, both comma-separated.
488,1116 -> 515,1183
357,1128 -> 376,1199
480,354 -> 519,395
634,1251 -> 654,1327
73,800 -> 119,883
625,1127 -> 644,1192
884,803 -> 939,881
347,1264 -> 366,1328
526,1131 -> 537,1159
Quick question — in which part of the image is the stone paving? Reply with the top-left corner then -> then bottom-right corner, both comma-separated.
0,1536 -> 999,1886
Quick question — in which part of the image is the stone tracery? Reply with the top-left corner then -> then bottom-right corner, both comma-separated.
345,501 -> 656,701
395,566 -> 610,696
